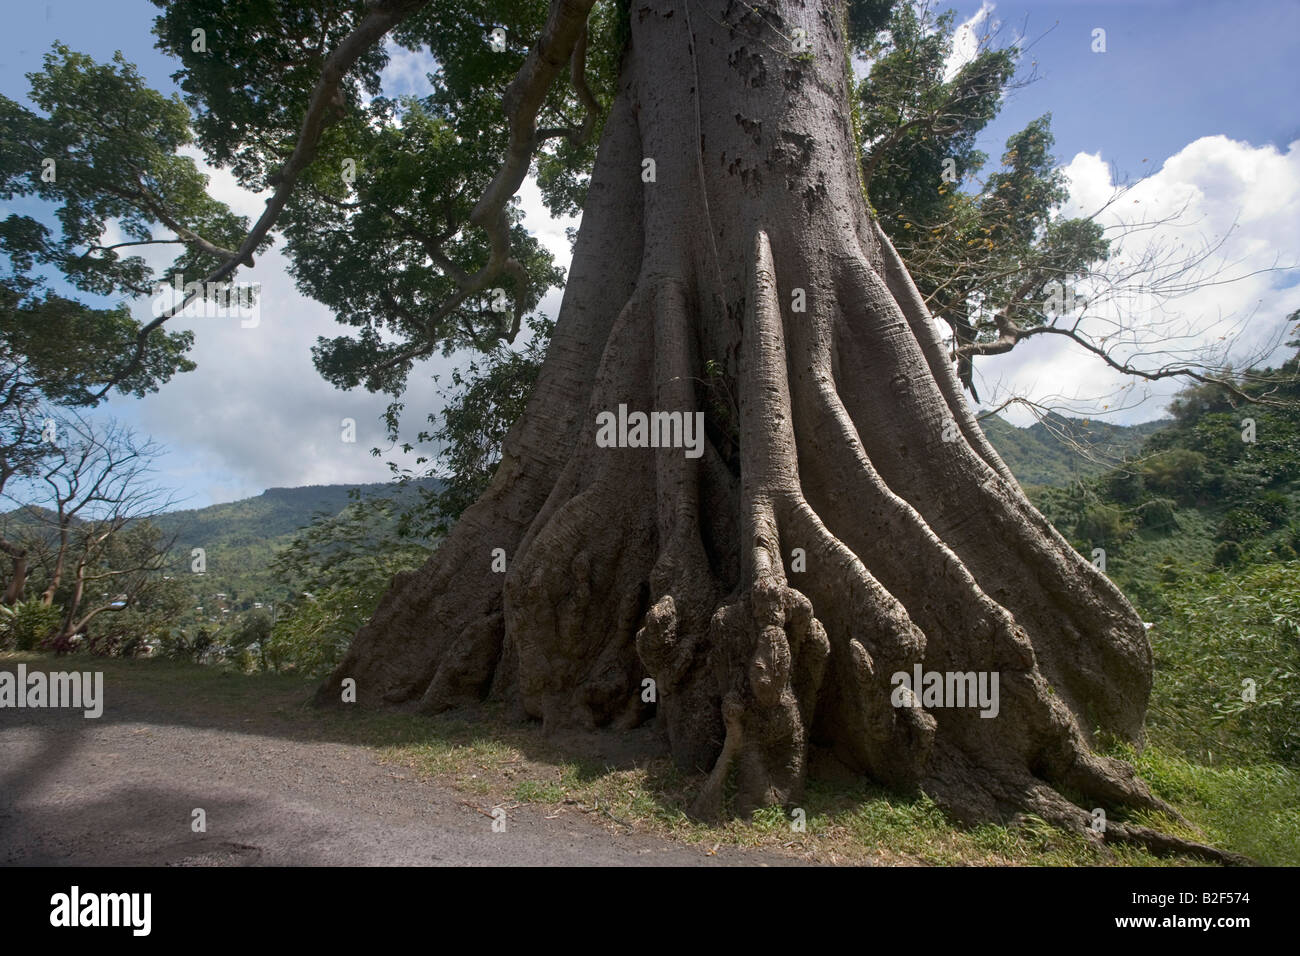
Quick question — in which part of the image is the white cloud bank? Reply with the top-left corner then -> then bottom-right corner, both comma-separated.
972,135 -> 1300,425
944,1 -> 997,82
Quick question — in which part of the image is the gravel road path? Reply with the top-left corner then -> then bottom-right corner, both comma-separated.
0,671 -> 803,867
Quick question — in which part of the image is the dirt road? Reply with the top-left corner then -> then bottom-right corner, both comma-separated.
0,665 -> 801,867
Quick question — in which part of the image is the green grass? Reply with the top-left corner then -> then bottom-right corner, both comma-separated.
1130,747 -> 1300,866
1144,563 -> 1300,768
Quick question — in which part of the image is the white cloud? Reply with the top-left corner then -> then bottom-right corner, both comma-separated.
944,1 -> 995,83
96,240 -> 446,507
972,137 -> 1300,425
180,146 -> 269,222
378,42 -> 436,100
854,2 -> 1000,84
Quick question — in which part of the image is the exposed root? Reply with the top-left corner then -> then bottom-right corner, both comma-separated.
683,230 -> 831,815
503,280 -> 661,730
679,228 -> 1241,860
637,276 -> 727,768
781,497 -> 935,787
830,249 -> 1152,744
692,691 -> 744,820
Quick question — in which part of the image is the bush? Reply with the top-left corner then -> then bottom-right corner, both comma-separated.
1075,503 -> 1133,545
0,600 -> 65,651
157,627 -> 214,663
1100,467 -> 1144,505
1257,490 -> 1291,529
1211,489 -> 1284,541
263,586 -> 370,678
221,610 -> 274,672
1139,448 -> 1208,504
1148,562 -> 1300,767
1222,466 -> 1271,508
1213,540 -> 1243,567
1136,497 -> 1178,531
1189,412 -> 1249,467
1157,556 -> 1183,585
1217,508 -> 1266,542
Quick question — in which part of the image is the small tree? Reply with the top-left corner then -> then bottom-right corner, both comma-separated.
858,3 -> 1290,410
3,416 -> 180,650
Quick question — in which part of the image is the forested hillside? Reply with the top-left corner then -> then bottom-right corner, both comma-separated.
1026,352 -> 1300,776
153,478 -> 441,609
980,413 -> 1169,487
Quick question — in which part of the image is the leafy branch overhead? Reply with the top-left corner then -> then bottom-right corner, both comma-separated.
1,0 -> 616,402
147,0 -> 618,394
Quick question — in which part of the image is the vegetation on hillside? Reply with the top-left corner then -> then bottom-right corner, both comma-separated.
1023,338 -> 1300,791
980,412 -> 1168,487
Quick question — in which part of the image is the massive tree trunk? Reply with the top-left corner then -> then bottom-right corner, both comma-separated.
318,0 -> 1234,861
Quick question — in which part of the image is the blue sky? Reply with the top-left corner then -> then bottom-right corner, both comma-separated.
3,0 -> 1299,508
957,0 -> 1299,173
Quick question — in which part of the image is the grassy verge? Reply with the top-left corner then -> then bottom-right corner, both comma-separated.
380,723 -> 1297,866
5,650 -> 1294,866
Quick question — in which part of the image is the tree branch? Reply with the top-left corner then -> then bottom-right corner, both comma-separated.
98,0 -> 434,400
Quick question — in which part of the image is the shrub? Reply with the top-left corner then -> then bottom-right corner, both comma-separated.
1213,540 -> 1243,567
1075,503 -> 1133,545
0,600 -> 65,651
1139,448 -> 1208,504
1190,412 -> 1249,467
264,586 -> 370,678
1217,508 -> 1266,542
1100,467 -> 1144,505
157,627 -> 214,663
1148,563 -> 1300,767
221,610 -> 274,672
1257,490 -> 1291,529
1136,497 -> 1178,531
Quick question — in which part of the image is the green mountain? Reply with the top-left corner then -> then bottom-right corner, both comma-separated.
153,479 -> 440,609
1019,363 -> 1300,773
1023,371 -> 1300,614
979,411 -> 1170,487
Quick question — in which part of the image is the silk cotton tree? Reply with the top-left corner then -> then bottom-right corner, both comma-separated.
18,0 -> 1242,860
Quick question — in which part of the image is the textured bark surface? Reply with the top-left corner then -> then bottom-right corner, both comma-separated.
318,0 -> 1240,862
